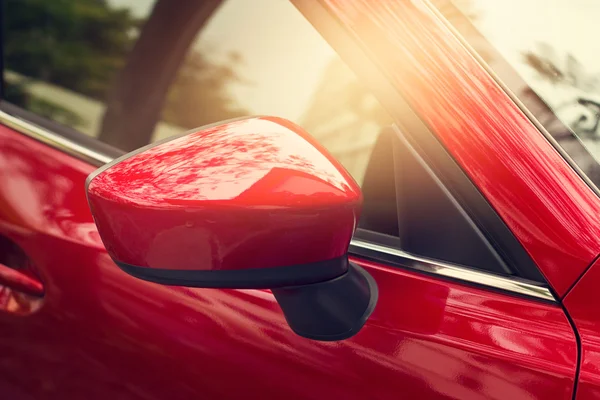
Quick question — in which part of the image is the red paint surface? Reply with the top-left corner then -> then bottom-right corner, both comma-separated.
0,263 -> 44,297
87,117 -> 361,271
0,124 -> 577,399
564,257 -> 600,400
321,0 -> 600,297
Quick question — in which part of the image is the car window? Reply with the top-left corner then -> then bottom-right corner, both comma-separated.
357,126 -> 512,277
440,0 -> 600,189
3,0 -> 516,277
3,0 -> 391,186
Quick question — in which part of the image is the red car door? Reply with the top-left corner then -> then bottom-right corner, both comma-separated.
0,0 -> 588,399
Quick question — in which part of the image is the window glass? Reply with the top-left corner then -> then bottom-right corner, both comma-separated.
358,127 -> 511,276
443,0 -> 600,186
3,0 -> 392,185
4,0 -> 150,138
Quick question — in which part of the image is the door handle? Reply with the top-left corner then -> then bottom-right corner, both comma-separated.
0,236 -> 44,297
0,263 -> 44,297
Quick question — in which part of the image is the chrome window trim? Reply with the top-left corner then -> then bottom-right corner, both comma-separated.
0,109 -> 556,303
351,239 -> 555,302
0,109 -> 113,165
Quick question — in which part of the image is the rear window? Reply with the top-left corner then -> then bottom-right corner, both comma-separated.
442,0 -> 600,187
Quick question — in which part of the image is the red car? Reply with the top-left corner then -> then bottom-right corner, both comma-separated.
1,0 -> 600,399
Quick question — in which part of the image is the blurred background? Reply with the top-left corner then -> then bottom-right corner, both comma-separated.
3,0 -> 392,185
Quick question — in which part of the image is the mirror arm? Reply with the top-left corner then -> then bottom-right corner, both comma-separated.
272,262 -> 378,341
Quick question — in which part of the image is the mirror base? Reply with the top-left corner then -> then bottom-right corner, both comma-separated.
272,262 -> 378,341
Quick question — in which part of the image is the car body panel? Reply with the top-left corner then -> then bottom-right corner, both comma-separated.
564,257 -> 600,400
0,124 -> 578,399
319,0 -> 600,297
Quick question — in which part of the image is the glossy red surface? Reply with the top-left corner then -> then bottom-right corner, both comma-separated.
87,116 -> 361,271
0,263 -> 44,297
564,257 -> 600,400
321,0 -> 600,297
0,123 -> 578,399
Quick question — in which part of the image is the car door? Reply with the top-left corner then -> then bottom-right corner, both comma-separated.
0,0 -> 583,399
425,1 -> 600,399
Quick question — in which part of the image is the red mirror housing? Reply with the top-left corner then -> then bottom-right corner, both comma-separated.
86,117 -> 377,341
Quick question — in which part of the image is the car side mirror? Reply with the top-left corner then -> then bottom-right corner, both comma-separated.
85,116 -> 378,341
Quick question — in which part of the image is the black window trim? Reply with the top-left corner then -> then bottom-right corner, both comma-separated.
0,101 -> 121,166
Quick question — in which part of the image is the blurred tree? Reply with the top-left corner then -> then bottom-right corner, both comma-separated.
98,0 -> 244,151
4,0 -> 137,100
162,50 -> 248,130
523,43 -> 600,91
523,43 -> 600,134
4,0 -> 249,151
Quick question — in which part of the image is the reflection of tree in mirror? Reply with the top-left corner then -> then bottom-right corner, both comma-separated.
101,120 -> 346,205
